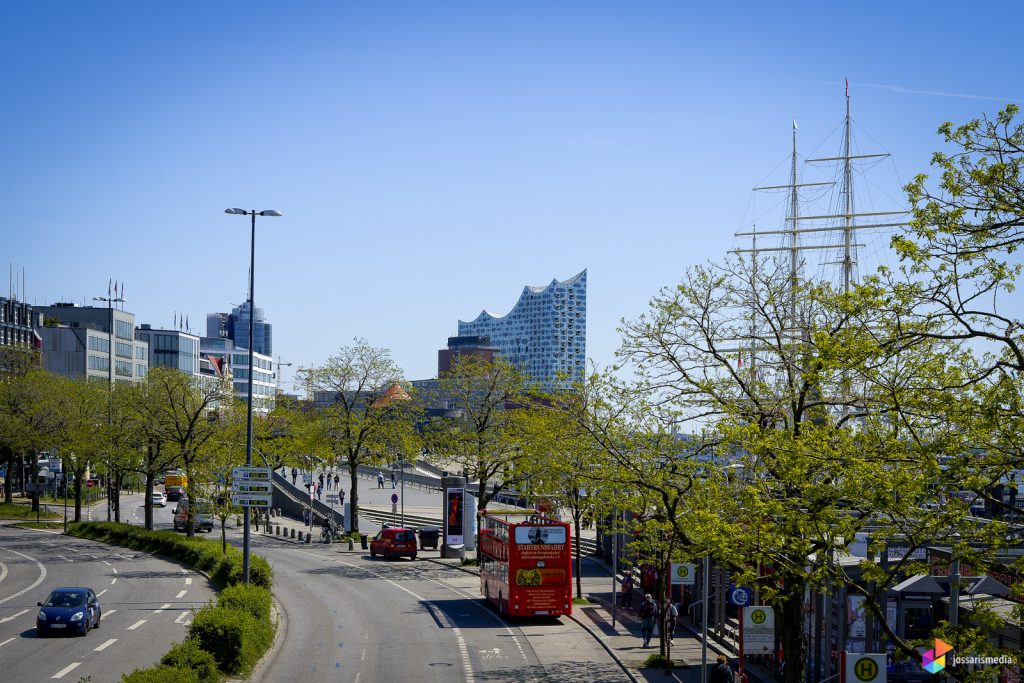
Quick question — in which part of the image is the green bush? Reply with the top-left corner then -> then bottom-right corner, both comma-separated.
160,639 -> 218,682
121,664 -> 199,683
66,522 -> 273,589
189,605 -> 273,675
218,583 -> 272,622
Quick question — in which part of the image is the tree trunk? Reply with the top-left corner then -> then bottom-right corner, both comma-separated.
778,571 -> 808,683
348,460 -> 360,533
2,446 -> 13,504
144,475 -> 154,530
73,467 -> 85,522
30,453 -> 40,513
112,469 -> 122,522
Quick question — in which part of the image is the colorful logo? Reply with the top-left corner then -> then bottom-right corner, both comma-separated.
922,639 -> 952,674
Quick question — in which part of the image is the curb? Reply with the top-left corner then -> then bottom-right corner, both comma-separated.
566,610 -> 642,683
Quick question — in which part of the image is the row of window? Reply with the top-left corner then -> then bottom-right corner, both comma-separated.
88,336 -> 110,353
115,341 -> 133,359
115,320 -> 133,340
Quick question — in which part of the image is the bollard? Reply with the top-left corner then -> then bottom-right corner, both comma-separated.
291,528 -> 296,539
305,533 -> 311,544
297,531 -> 303,542
276,525 -> 281,535
348,537 -> 354,551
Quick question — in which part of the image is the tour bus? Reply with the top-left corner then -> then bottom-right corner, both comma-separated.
479,510 -> 572,617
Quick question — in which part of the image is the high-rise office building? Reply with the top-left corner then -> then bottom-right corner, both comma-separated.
458,270 -> 586,391
205,303 -> 272,356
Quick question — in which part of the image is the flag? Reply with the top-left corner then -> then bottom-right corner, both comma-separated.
186,315 -> 189,331
845,77 -> 849,97
174,312 -> 177,329
108,278 -> 111,298
793,118 -> 797,131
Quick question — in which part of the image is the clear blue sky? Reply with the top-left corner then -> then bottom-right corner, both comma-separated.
3,1 -> 1021,389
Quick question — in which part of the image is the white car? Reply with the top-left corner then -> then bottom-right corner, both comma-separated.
151,492 -> 167,507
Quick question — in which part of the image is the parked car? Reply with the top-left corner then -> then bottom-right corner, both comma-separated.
150,491 -> 167,507
37,587 -> 101,637
165,486 -> 185,502
370,527 -> 418,560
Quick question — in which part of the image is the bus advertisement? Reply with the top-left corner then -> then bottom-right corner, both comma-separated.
479,511 -> 572,617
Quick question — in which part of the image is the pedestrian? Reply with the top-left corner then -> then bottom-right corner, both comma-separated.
334,474 -> 340,491
390,470 -> 396,489
664,600 -> 678,642
316,482 -> 323,500
620,570 -> 634,608
709,655 -> 734,683
638,594 -> 658,647
377,471 -> 385,489
291,467 -> 297,485
318,473 -> 325,489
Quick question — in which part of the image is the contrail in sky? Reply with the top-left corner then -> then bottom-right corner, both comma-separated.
860,82 -> 1021,103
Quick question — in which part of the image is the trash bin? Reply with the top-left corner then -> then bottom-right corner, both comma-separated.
419,526 -> 440,550
359,533 -> 368,550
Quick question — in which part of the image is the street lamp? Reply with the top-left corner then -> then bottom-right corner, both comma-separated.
94,289 -> 124,523
225,207 -> 282,584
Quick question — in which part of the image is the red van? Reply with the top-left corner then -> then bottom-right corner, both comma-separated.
369,527 -> 418,560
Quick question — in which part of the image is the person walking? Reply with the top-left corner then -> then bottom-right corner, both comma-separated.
620,570 -> 635,608
377,471 -> 385,489
390,470 -> 396,489
664,599 -> 678,643
334,474 -> 340,491
291,467 -> 297,485
709,655 -> 734,683
638,594 -> 658,648
316,481 -> 323,500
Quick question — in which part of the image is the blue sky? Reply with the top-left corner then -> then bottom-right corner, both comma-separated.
3,1 -> 1022,388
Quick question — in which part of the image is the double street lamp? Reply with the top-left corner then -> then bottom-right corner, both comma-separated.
225,208 -> 282,584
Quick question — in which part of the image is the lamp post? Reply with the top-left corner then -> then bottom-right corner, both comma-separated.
93,290 -> 124,523
225,207 -> 282,584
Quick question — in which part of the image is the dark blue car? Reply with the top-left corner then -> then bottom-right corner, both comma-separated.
36,587 -> 101,636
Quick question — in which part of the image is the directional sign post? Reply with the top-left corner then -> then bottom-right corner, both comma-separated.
231,467 -> 272,508
231,493 -> 272,508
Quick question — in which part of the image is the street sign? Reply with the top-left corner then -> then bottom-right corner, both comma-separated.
729,584 -> 753,606
326,494 -> 339,504
741,605 -> 775,655
391,493 -> 399,504
670,562 -> 696,585
231,478 -> 272,493
843,653 -> 886,683
231,492 -> 272,507
232,466 -> 272,481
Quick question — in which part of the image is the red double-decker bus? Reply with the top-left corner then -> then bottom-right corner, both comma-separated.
479,511 -> 572,617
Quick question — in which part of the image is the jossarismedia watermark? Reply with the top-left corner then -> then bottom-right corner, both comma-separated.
921,639 -> 1017,674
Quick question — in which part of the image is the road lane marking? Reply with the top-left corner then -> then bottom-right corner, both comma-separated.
0,609 -> 28,623
0,637 -> 14,647
110,578 -> 116,585
127,620 -> 146,630
104,610 -> 116,617
185,578 -> 192,585
97,590 -> 107,597
361,647 -> 366,662
51,663 -> 81,679
102,561 -> 111,566
0,561 -> 6,585
93,638 -> 118,651
174,612 -> 188,624
0,546 -> 47,604
175,590 -> 187,598
354,673 -> 361,683
112,567 -> 118,574
154,603 -> 171,613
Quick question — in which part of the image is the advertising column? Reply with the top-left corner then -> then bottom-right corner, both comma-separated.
441,475 -> 466,559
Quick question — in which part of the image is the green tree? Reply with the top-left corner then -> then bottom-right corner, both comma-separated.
305,339 -> 414,532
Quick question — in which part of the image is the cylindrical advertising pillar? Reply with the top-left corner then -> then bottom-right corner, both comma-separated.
441,475 -> 467,559
464,489 -> 478,552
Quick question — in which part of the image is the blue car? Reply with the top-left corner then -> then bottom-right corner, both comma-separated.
36,587 -> 101,636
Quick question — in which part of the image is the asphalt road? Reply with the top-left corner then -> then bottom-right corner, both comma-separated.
0,502 -> 217,682
250,536 -> 626,683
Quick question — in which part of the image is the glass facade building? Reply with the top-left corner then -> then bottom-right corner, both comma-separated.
35,304 -> 148,382
205,303 -> 272,357
458,270 -> 586,391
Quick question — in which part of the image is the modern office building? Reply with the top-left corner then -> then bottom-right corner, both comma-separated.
1,296 -> 42,355
35,303 -> 148,382
458,270 -> 586,391
199,336 -> 275,414
205,302 -> 272,357
135,325 -> 200,375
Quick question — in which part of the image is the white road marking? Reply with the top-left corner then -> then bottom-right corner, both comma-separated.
360,647 -> 366,662
0,609 -> 28,623
174,612 -> 188,624
354,673 -> 361,683
0,546 -> 47,605
102,561 -> 111,566
112,567 -> 118,574
110,578 -> 116,585
104,609 -> 116,617
51,663 -> 81,679
96,590 -> 107,597
154,603 -> 171,613
93,638 -> 117,651
127,619 -> 146,630
175,590 -> 187,599
0,637 -> 14,647
0,562 -> 6,585
185,578 -> 192,585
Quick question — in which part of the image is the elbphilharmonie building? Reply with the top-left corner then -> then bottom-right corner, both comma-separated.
458,270 -> 586,391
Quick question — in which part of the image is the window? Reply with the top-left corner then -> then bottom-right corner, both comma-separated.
115,359 -> 132,377
88,355 -> 110,372
88,336 -> 110,353
115,319 -> 132,340
115,341 -> 133,358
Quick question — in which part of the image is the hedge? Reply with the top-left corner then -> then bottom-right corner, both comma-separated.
121,665 -> 200,683
188,604 -> 274,674
218,582 -> 272,622
160,639 -> 219,682
66,521 -> 272,589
